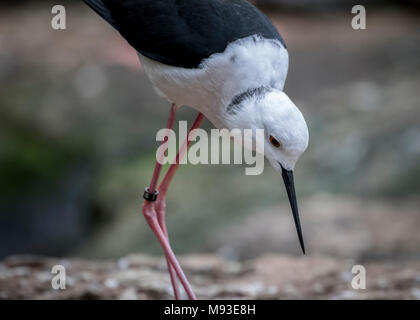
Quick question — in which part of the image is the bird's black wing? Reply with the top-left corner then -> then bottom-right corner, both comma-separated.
83,0 -> 285,69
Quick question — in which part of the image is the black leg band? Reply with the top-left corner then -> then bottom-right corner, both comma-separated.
143,187 -> 159,202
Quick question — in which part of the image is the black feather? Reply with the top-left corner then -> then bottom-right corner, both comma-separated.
82,0 -> 286,69
227,86 -> 271,115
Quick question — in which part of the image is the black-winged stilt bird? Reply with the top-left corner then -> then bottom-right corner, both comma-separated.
83,0 -> 309,300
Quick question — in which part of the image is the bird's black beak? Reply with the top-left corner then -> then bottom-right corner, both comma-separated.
281,165 -> 305,254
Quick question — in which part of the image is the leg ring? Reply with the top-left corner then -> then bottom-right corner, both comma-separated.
143,187 -> 159,202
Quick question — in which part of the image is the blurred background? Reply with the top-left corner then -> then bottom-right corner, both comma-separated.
0,0 -> 419,268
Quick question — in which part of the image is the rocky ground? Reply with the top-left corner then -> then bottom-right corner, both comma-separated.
0,254 -> 419,299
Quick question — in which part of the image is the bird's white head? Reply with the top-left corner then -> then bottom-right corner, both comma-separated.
224,88 -> 309,170
258,90 -> 309,171
223,87 -> 309,253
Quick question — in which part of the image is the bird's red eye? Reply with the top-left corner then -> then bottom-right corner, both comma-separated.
269,135 -> 281,148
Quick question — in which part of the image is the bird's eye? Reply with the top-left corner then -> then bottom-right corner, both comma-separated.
269,135 -> 281,148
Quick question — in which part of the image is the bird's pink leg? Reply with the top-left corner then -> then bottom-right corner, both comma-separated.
144,108 -> 204,300
144,103 -> 181,300
158,113 -> 205,195
142,202 -> 197,300
148,103 -> 177,193
150,113 -> 204,300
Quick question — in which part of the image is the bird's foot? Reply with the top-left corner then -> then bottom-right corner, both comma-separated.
142,196 -> 196,300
